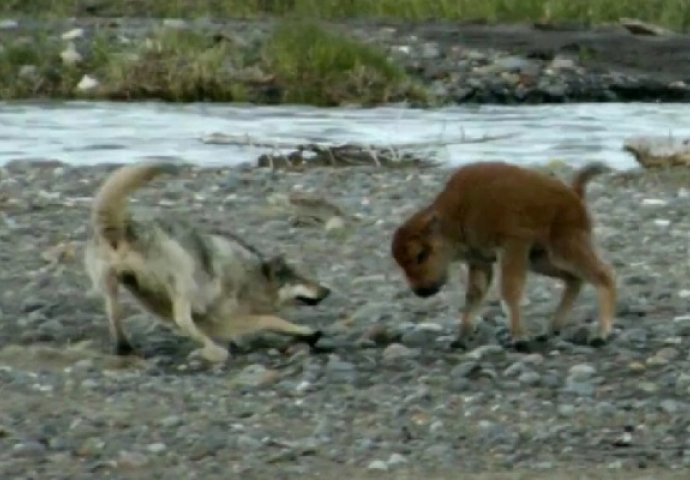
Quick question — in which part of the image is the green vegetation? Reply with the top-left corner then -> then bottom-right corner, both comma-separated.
1,0 -> 687,104
0,21 -> 421,105
262,21 -> 421,106
97,28 -> 247,102
2,0 -> 689,32
0,33 -> 82,99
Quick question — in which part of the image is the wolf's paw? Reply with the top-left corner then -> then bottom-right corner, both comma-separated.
303,329 -> 323,347
189,344 -> 229,364
113,340 -> 135,356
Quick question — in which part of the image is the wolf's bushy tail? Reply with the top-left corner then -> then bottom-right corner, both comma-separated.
91,161 -> 180,247
571,161 -> 612,199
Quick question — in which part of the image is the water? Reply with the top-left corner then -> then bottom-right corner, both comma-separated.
1,100 -> 689,170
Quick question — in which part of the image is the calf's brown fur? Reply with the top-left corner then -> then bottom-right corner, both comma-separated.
391,161 -> 616,350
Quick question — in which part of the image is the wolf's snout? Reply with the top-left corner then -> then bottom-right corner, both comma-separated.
297,285 -> 330,306
279,282 -> 331,306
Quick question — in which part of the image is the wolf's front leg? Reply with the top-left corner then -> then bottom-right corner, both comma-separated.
172,296 -> 229,363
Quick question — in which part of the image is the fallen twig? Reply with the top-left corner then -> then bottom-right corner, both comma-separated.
200,132 -> 515,149
200,131 -> 516,170
623,134 -> 690,169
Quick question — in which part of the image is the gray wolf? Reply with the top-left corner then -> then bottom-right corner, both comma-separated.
84,161 -> 330,364
390,161 -> 615,352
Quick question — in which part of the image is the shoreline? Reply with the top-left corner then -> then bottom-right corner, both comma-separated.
0,161 -> 689,477
1,17 -> 690,106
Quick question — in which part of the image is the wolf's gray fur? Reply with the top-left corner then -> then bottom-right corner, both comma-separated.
84,162 -> 330,364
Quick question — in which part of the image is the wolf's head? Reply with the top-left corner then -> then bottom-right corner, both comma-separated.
262,255 -> 331,306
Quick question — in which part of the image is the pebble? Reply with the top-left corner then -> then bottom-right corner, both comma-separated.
401,324 -> 441,348
78,437 -> 105,457
159,415 -> 183,428
637,382 -> 660,394
76,74 -> 99,92
550,56 -> 577,70
117,450 -> 150,469
641,198 -> 668,206
522,353 -> 545,365
492,55 -> 538,74
236,435 -> 262,450
0,19 -> 18,29
358,324 -> 392,345
324,216 -> 346,232
429,420 -> 445,437
646,347 -> 679,367
563,379 -> 596,397
557,404 -> 576,418
367,460 -> 389,471
233,364 -> 280,388
146,443 -> 167,454
162,18 -> 188,29
451,361 -> 481,379
382,343 -> 416,363
568,364 -> 597,382
660,399 -> 684,415
465,345 -> 506,362
348,302 -> 389,326
61,28 -> 84,40
673,315 -> 690,336
675,373 -> 690,395
517,370 -> 541,386
325,355 -> 357,383
12,441 -> 46,458
387,453 -> 408,468
18,65 -> 38,80
503,361 -> 525,378
60,44 -> 83,66
628,361 -> 646,373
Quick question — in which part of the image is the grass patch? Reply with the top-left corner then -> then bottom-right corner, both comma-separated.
262,20 -> 421,106
0,34 -> 85,99
99,28 -> 248,102
2,0 -> 690,32
0,27 -> 252,102
0,22 -> 421,105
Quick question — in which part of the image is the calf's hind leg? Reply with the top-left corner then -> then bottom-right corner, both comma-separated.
528,251 -> 583,339
548,232 -> 616,346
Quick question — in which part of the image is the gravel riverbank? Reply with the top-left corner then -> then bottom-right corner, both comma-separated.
1,17 -> 690,104
0,160 -> 689,478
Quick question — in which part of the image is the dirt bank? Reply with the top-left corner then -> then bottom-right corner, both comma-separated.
1,17 -> 690,104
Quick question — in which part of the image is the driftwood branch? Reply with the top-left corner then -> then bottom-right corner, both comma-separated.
200,132 -> 514,149
619,18 -> 674,37
200,132 -> 516,170
623,135 -> 690,169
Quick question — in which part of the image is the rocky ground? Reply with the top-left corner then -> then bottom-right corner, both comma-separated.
0,159 -> 688,478
2,16 -> 690,104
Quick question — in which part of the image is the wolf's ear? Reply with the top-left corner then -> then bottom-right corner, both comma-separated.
262,254 -> 287,278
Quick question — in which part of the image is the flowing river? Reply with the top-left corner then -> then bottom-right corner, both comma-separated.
2,100 -> 689,169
